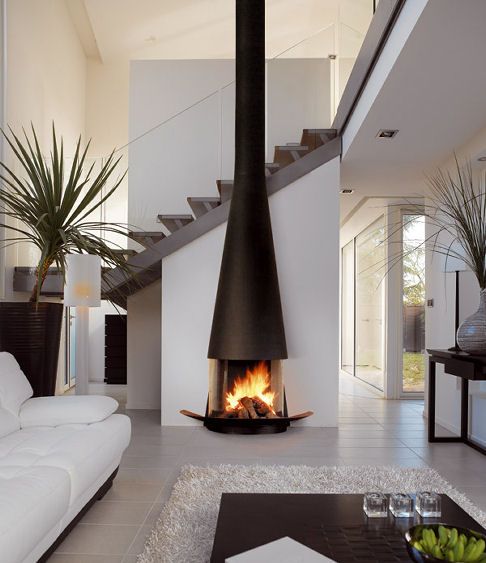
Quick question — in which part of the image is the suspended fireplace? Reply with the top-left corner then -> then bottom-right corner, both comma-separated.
180,0 -> 312,434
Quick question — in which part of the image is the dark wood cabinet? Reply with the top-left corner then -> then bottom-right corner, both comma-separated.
105,315 -> 127,384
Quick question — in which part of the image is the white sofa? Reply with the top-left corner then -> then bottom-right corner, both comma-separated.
0,352 -> 131,563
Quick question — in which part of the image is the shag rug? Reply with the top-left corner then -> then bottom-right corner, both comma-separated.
137,464 -> 486,563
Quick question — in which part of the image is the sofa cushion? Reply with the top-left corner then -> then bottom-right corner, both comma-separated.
19,395 -> 118,428
0,407 -> 20,439
0,352 -> 33,416
0,414 -> 131,504
0,465 -> 70,563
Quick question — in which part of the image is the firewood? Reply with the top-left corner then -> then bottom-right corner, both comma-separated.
265,411 -> 279,418
253,397 -> 270,416
238,407 -> 249,419
240,396 -> 259,419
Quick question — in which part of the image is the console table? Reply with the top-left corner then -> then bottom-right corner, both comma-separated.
427,349 -> 486,455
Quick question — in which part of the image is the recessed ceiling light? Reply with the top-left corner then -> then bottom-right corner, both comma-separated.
340,188 -> 354,194
376,129 -> 398,139
477,156 -> 486,162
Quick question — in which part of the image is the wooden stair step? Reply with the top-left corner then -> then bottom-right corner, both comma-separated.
273,145 -> 309,167
129,231 -> 166,245
300,129 -> 337,151
187,196 -> 221,218
216,180 -> 234,203
111,249 -> 137,259
157,214 -> 194,233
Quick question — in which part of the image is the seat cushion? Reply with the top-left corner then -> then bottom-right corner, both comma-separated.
0,352 -> 33,416
0,414 -> 131,504
0,407 -> 20,439
0,465 -> 70,563
20,395 -> 118,428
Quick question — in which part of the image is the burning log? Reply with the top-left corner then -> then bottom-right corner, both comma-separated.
240,396 -> 259,419
224,396 -> 280,419
253,397 -> 270,416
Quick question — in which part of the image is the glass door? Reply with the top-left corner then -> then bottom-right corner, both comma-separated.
341,240 -> 355,376
401,213 -> 425,394
355,217 -> 386,391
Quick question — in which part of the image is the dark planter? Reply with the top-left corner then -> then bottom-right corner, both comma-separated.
0,302 -> 64,396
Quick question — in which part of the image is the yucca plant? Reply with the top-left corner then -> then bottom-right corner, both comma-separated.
0,125 -> 138,303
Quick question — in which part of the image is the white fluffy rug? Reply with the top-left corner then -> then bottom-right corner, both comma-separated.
137,464 -> 486,563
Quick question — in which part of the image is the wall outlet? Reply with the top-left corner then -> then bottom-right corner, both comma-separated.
427,299 -> 434,307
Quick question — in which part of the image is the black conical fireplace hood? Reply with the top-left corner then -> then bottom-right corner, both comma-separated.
208,0 -> 287,360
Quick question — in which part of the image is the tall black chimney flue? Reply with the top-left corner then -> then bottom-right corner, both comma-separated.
208,0 -> 287,360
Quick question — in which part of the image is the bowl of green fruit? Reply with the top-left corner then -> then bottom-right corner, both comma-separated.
405,524 -> 486,562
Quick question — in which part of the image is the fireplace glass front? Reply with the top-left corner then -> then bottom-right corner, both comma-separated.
208,359 -> 284,419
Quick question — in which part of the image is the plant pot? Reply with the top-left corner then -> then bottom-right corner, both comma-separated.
0,302 -> 64,396
457,288 -> 486,355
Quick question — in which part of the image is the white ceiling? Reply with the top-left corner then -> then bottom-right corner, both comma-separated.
341,0 -> 486,221
68,0 -> 372,62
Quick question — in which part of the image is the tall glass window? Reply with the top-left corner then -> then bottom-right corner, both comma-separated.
355,217 -> 386,391
402,214 -> 425,393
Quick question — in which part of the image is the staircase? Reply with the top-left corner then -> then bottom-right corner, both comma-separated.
13,129 -> 340,307
102,128 -> 340,308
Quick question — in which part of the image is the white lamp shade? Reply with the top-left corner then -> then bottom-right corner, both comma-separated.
64,254 -> 101,307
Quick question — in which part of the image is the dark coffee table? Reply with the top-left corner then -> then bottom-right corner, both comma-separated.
211,493 -> 486,562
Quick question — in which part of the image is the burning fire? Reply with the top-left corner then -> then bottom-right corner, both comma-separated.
225,361 -> 276,413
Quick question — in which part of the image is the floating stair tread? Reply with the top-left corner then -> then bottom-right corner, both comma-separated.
275,145 -> 308,151
301,129 -> 337,150
130,231 -> 167,237
187,196 -> 221,218
157,214 -> 194,233
187,196 -> 220,202
129,231 -> 166,245
216,180 -> 234,203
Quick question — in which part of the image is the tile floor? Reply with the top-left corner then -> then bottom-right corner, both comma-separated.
50,375 -> 486,562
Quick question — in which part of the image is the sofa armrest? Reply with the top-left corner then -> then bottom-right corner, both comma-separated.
19,395 -> 119,428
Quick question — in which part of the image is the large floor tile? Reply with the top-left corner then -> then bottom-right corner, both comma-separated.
49,556 -> 123,563
55,524 -> 139,555
104,482 -> 164,502
80,501 -> 152,526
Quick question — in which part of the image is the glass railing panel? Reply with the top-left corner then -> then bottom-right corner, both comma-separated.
267,26 -> 335,160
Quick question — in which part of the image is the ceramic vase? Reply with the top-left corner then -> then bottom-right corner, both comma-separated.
457,288 -> 486,355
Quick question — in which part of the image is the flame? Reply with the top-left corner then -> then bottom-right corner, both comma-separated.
225,361 -> 275,413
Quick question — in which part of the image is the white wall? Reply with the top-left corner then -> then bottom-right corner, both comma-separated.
161,158 -> 340,426
127,281 -> 161,410
128,59 -> 331,232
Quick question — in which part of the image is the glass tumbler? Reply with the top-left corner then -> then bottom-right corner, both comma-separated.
416,491 -> 441,517
363,492 -> 388,518
390,493 -> 414,517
